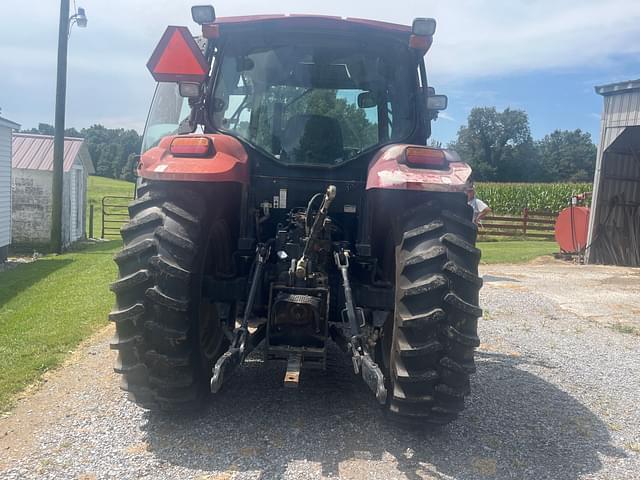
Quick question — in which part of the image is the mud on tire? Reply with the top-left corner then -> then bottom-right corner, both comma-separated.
386,197 -> 482,424
109,181 -> 229,411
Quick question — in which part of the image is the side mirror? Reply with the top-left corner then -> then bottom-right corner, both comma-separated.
357,91 -> 377,109
427,94 -> 448,111
179,81 -> 201,98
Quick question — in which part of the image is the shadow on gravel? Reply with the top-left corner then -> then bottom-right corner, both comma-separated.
142,347 -> 624,479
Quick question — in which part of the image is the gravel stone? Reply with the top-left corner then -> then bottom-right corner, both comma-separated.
1,264 -> 639,479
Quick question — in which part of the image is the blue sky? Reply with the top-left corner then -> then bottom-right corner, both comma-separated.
430,61 -> 640,144
1,0 -> 639,145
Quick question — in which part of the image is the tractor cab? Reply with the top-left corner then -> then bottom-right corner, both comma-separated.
142,12 -> 447,173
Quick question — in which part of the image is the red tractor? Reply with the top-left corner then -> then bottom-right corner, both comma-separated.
110,6 -> 482,425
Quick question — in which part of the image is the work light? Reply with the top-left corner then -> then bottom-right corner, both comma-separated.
191,5 -> 216,25
412,18 -> 436,36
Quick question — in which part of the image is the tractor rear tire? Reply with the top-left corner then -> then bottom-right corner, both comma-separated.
109,180 -> 230,411
385,198 -> 482,425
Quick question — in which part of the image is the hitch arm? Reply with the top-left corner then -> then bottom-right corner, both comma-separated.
334,250 -> 361,340
211,243 -> 270,393
334,248 -> 387,405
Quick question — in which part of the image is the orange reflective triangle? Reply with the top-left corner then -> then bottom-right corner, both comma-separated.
147,26 -> 208,83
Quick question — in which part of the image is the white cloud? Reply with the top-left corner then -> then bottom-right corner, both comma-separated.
1,0 -> 639,131
426,0 -> 640,83
437,111 -> 455,122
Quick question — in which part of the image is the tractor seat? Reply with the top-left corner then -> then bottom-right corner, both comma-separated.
281,114 -> 344,165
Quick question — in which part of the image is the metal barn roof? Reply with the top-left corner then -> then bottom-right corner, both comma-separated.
12,133 -> 94,173
0,116 -> 20,130
595,78 -> 640,96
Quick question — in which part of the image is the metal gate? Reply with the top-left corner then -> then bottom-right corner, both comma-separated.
101,196 -> 132,238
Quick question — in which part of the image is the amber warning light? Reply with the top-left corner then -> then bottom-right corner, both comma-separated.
405,147 -> 446,168
170,137 -> 214,157
147,26 -> 209,83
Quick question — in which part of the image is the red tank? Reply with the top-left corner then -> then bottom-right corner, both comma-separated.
554,206 -> 590,253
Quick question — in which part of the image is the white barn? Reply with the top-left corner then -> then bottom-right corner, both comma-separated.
11,133 -> 95,249
0,116 -> 20,262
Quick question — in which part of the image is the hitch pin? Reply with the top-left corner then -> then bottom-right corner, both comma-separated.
284,353 -> 302,388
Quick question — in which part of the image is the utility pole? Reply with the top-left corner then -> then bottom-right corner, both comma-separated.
51,0 -> 70,253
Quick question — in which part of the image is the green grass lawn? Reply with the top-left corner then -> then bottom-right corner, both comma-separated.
87,176 -> 135,238
0,241 -> 120,410
478,240 -> 558,264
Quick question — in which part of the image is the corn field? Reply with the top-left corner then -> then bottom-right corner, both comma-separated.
475,182 -> 592,215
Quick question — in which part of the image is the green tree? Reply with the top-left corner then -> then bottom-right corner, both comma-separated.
450,107 -> 537,181
81,125 -> 141,179
536,129 -> 596,182
27,123 -> 55,135
22,123 -> 142,180
253,88 -> 377,158
302,90 -> 376,149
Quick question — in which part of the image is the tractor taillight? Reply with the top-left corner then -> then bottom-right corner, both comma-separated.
170,137 -> 214,157
202,23 -> 219,39
405,147 -> 446,168
409,34 -> 432,51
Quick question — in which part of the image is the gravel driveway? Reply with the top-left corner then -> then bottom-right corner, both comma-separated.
1,261 -> 639,479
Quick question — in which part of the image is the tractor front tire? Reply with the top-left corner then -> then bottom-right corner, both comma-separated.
109,181 -> 230,412
385,198 -> 482,425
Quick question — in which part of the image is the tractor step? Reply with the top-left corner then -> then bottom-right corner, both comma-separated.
284,353 -> 302,388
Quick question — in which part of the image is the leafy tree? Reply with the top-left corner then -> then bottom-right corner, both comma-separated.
64,127 -> 82,138
450,107 -> 536,181
298,90 -> 377,150
80,125 -> 141,179
252,88 -> 377,159
21,123 -> 141,181
23,123 -> 54,136
121,153 -> 140,182
536,129 -> 596,182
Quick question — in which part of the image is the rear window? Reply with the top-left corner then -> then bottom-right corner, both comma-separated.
210,38 -> 416,166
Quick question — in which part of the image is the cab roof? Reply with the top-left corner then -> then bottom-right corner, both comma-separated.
214,14 -> 412,37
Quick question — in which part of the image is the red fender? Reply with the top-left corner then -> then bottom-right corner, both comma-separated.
366,144 -> 472,192
138,134 -> 249,184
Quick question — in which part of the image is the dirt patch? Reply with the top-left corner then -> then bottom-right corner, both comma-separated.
481,262 -> 640,329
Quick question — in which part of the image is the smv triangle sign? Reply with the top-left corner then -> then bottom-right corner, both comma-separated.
147,26 -> 209,83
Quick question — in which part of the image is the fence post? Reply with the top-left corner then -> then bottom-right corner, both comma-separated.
523,207 -> 529,237
101,197 -> 105,239
89,204 -> 94,239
